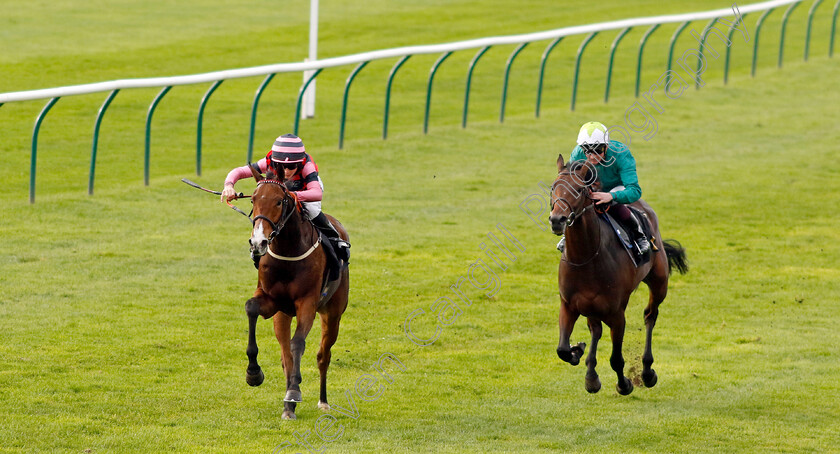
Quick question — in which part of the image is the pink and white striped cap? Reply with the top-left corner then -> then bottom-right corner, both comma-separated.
270,134 -> 306,163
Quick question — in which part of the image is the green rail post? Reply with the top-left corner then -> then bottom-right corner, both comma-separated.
667,21 -> 691,86
463,46 -> 491,128
536,36 -> 564,118
500,43 -> 529,123
294,69 -> 323,137
89,89 -> 119,196
695,18 -> 719,89
571,32 -> 598,111
144,86 -> 171,186
805,0 -> 825,61
383,56 -> 411,139
247,74 -> 276,162
635,24 -> 660,97
724,13 -> 748,84
779,2 -> 802,68
753,8 -> 776,76
424,51 -> 453,134
339,61 -> 369,149
605,27 -> 632,103
30,97 -> 60,204
832,0 -> 840,56
197,80 -> 223,176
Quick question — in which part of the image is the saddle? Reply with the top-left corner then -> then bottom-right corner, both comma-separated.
597,206 -> 653,268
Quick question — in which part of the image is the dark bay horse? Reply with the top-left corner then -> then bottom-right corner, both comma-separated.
244,168 -> 349,420
549,155 -> 687,395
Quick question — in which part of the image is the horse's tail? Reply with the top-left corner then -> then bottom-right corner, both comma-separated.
662,239 -> 688,275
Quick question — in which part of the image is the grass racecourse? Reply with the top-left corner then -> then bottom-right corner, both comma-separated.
1,0 -> 839,452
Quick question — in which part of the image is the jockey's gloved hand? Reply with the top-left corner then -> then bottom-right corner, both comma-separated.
221,184 -> 237,202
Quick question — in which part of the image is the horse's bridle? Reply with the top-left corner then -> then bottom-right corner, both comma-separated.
551,174 -> 595,227
252,180 -> 297,244
551,172 -> 602,266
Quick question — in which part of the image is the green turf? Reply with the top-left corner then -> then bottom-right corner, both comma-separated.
1,1 -> 839,453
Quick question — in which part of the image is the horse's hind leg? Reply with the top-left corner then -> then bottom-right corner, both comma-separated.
556,301 -> 585,365
584,318 -> 603,393
316,304 -> 345,411
642,267 -> 668,388
607,315 -> 633,395
272,312 -> 297,419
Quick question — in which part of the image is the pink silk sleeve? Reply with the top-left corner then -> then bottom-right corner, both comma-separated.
224,158 -> 268,186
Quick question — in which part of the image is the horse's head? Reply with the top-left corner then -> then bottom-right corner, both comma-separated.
549,153 -> 597,235
249,169 -> 299,259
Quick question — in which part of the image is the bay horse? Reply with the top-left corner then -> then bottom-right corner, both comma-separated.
243,167 -> 349,420
549,154 -> 687,395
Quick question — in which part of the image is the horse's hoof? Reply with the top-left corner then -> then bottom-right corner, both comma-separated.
318,401 -> 330,411
284,390 -> 303,403
246,368 -> 264,387
585,376 -> 601,394
642,369 -> 658,388
616,377 -> 634,396
281,410 -> 296,420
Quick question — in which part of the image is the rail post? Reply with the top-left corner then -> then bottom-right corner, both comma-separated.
779,2 -> 802,68
571,32 -> 598,111
339,61 -> 369,149
500,43 -> 529,123
247,74 -> 276,163
805,0 -> 825,61
424,52 -> 453,134
30,97 -> 60,204
536,37 -> 564,117
383,56 -> 412,139
605,27 -> 632,103
144,86 -> 171,186
89,89 -> 120,195
196,80 -> 223,176
635,24 -> 660,97
752,8 -> 776,76
463,46 -> 491,128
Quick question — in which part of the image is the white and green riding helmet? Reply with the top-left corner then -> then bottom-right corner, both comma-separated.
576,121 -> 609,147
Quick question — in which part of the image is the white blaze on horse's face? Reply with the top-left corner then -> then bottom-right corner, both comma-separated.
250,221 -> 269,256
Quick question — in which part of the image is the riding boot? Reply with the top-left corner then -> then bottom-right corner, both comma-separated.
312,212 -> 350,262
628,212 -> 650,254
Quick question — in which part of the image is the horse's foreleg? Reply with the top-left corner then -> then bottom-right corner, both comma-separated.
556,301 -> 585,365
608,316 -> 633,395
584,318 -> 603,393
245,298 -> 265,387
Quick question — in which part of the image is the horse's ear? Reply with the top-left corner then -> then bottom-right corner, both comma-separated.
557,153 -> 565,171
248,162 -> 263,183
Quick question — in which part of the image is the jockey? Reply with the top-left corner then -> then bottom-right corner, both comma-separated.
221,133 -> 350,260
558,121 -> 650,254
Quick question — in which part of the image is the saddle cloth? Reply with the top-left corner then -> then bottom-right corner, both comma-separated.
597,207 -> 652,267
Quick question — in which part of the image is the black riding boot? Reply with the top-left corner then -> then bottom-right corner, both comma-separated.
627,212 -> 650,254
311,212 -> 350,262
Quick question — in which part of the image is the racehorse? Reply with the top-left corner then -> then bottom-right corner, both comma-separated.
243,166 -> 350,420
549,155 -> 687,395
